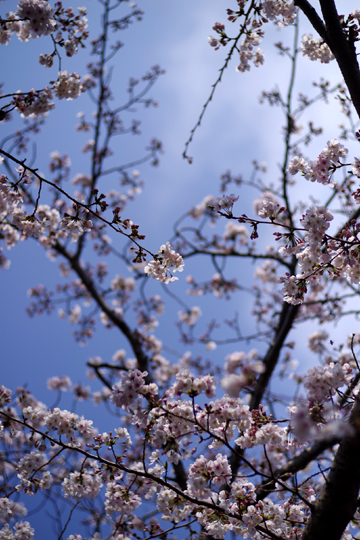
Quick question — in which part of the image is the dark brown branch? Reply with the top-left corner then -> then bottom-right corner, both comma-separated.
319,0 -> 360,120
256,437 -> 340,500
250,302 -> 299,410
55,241 -> 189,492
294,0 -> 327,40
229,301 -> 299,477
86,363 -> 113,390
172,461 -> 187,491
296,0 -> 360,121
86,289 -> 147,375
54,241 -> 151,378
302,398 -> 360,540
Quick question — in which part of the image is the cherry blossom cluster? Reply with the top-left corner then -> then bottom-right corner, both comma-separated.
0,183 -> 89,246
9,73 -> 85,116
1,2 -> 87,47
16,450 -> 53,494
187,453 -> 232,498
178,306 -> 202,326
241,498 -> 306,539
303,362 -> 353,404
289,357 -> 355,442
262,0 -> 296,26
0,174 -> 23,267
307,330 -> 329,353
277,205 -> 334,303
0,2 -> 88,120
156,487 -> 193,523
47,375 -> 72,391
111,274 -> 136,293
0,173 -> 24,209
223,221 -> 248,243
110,369 -> 155,410
0,521 -> 34,540
15,0 -> 55,39
25,405 -> 95,441
256,196 -> 284,221
0,498 -> 27,523
235,415 -> 287,450
14,87 -> 55,118
208,0 -> 329,78
253,190 -> 280,215
189,194 -> 217,219
1,340 -> 358,539
299,205 -> 333,252
235,30 -> 265,73
335,245 -> 360,285
60,212 -> 93,242
221,349 -> 265,396
53,71 -> 83,101
272,206 -> 336,305
208,193 -> 239,215
105,477 -> 142,516
144,242 -> 184,283
277,200 -> 360,303
253,259 -> 278,285
62,468 -> 103,501
288,139 -> 347,185
165,369 -> 217,398
301,34 -> 334,63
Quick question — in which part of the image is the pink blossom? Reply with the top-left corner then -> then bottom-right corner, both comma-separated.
110,369 -> 148,410
210,194 -> 239,215
144,242 -> 184,283
16,0 -> 56,38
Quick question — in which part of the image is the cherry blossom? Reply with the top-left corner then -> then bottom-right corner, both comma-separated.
301,34 -> 334,63
144,242 -> 184,283
53,71 -> 83,100
16,0 -> 56,38
209,194 -> 239,215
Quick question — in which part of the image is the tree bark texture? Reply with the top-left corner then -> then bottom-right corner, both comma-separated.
302,398 -> 360,540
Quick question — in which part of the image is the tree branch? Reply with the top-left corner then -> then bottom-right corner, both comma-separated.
256,437 -> 341,500
229,301 -> 299,477
294,0 -> 327,41
319,0 -> 360,120
55,241 -> 189,492
302,397 -> 360,540
296,0 -> 360,120
250,302 -> 299,410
